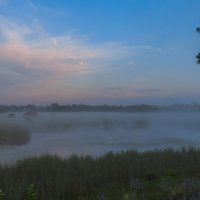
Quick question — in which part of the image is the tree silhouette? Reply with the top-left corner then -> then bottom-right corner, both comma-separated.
197,28 -> 200,64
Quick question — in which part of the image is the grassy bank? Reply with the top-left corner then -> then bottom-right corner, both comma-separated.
1,148 -> 200,199
0,124 -> 30,146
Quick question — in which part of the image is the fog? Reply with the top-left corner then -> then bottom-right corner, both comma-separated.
0,112 -> 200,163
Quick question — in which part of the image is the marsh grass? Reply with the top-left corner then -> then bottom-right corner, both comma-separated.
0,124 -> 30,146
0,148 -> 200,199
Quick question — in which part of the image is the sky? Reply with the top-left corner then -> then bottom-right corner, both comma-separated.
0,0 -> 200,105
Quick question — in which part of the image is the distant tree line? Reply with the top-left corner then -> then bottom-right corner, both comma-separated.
1,103 -> 200,113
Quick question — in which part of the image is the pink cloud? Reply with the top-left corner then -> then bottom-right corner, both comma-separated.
0,16 -> 135,75
0,16 -> 136,104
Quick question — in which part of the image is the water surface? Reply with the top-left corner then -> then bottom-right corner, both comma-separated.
0,112 -> 200,163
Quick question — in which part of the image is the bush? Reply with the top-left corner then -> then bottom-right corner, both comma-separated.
0,190 -> 4,200
0,124 -> 30,146
26,184 -> 36,200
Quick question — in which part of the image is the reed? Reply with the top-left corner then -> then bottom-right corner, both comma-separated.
0,148 -> 200,199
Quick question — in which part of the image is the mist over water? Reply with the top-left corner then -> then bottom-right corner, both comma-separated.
0,112 -> 200,163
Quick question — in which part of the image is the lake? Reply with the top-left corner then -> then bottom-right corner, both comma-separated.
0,112 -> 200,163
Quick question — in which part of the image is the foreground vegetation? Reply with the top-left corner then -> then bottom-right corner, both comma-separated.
0,124 -> 30,146
1,148 -> 200,199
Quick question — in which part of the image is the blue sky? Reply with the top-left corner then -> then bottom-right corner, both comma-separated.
0,0 -> 200,105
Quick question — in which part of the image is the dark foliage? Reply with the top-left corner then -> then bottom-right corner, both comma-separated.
197,27 -> 200,64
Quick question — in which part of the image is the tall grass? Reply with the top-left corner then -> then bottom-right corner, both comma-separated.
0,124 -> 30,146
0,148 -> 200,199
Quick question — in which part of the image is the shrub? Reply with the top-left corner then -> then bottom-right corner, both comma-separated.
0,190 -> 4,200
0,124 -> 30,146
26,184 -> 36,200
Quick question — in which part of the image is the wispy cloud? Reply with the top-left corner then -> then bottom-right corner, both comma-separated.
132,45 -> 176,52
127,88 -> 163,97
134,89 -> 162,94
102,87 -> 164,102
0,16 -> 134,74
0,16 -> 136,102
106,87 -> 125,91
0,15 -> 172,104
